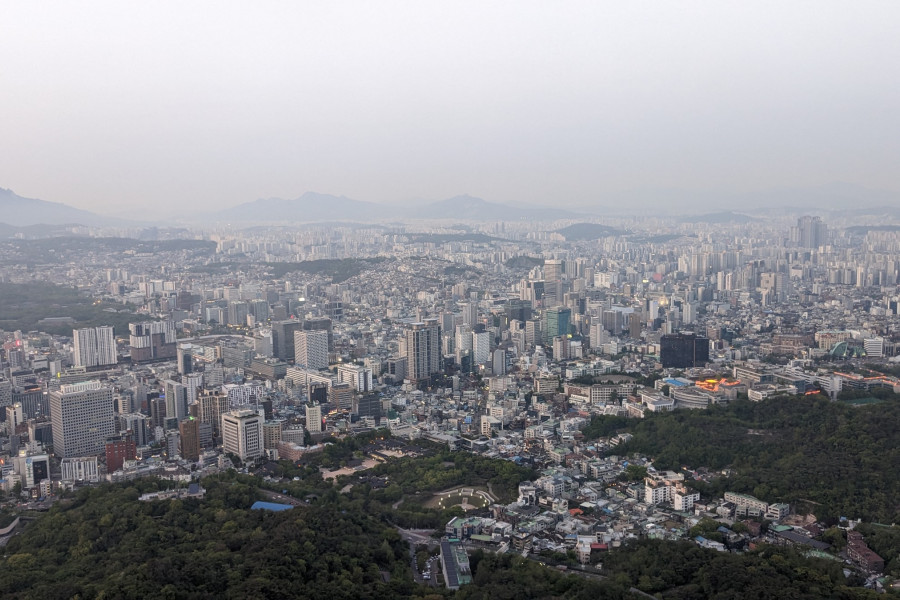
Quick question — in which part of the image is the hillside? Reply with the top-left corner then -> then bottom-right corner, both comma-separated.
0,436 -> 883,599
585,394 -> 900,522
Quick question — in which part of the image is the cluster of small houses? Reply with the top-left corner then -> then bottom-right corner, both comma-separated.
439,466 -> 886,579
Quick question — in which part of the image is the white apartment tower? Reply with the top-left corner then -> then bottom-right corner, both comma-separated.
164,380 -> 189,423
49,381 -> 115,458
306,402 -> 322,434
72,326 -> 117,368
294,330 -> 329,370
472,331 -> 490,365
406,319 -> 441,383
337,364 -> 373,393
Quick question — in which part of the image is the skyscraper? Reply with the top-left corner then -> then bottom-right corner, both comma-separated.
406,319 -> 441,383
49,381 -> 115,458
793,215 -> 828,249
472,331 -> 490,365
72,326 -> 117,368
129,321 -> 176,362
660,333 -> 710,368
544,259 -> 564,282
294,330 -> 329,370
306,402 -> 322,434
176,343 -> 193,375
543,307 -> 571,344
197,390 -> 229,441
337,363 -> 373,392
221,409 -> 263,462
271,319 -> 303,361
164,380 -> 189,424
179,417 -> 201,461
460,302 -> 478,327
303,317 -> 334,352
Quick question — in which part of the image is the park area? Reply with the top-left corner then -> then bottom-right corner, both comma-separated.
426,486 -> 496,512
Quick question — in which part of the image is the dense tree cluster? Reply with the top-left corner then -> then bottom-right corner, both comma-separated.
452,552 -> 631,600
600,539 -> 880,599
854,523 -> 900,577
0,452 -> 888,598
0,282 -> 150,334
585,395 -> 900,522
367,449 -> 534,503
0,474 -> 415,599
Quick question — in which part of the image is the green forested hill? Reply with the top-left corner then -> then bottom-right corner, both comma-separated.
0,464 -> 884,599
585,394 -> 900,522
0,476 -> 413,600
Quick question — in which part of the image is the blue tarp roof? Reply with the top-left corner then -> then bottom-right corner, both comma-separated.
251,501 -> 294,512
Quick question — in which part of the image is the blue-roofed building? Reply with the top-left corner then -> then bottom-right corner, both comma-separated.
251,501 -> 294,512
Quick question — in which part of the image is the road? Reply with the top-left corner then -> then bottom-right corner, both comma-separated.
396,527 -> 439,587
258,489 -> 305,506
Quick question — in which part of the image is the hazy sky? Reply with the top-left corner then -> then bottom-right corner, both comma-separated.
2,1 -> 899,217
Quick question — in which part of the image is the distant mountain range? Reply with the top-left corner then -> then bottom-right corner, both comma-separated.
214,192 -> 377,222
213,192 -> 579,223
409,194 -> 580,220
0,188 -> 106,227
3,182 -> 899,228
677,211 -> 759,224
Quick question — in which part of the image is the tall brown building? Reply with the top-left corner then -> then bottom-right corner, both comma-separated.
179,417 -> 201,461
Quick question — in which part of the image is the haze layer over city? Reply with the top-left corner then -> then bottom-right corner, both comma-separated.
0,3 -> 899,598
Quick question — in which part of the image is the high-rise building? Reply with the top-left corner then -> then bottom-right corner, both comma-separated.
337,363 -> 373,392
472,331 -> 490,366
118,412 -> 150,447
543,307 -> 571,344
352,394 -> 383,419
406,319 -> 441,383
492,349 -> 506,375
330,382 -> 354,410
628,312 -> 643,339
262,420 -> 283,450
6,402 -> 24,432
221,409 -> 263,462
248,299 -> 270,323
294,330 -> 329,370
793,215 -> 828,249
176,343 -> 193,375
164,380 -> 189,424
197,390 -> 229,440
460,302 -> 478,327
505,299 -> 533,324
552,336 -> 569,360
183,372 -> 203,405
0,377 -> 11,409
660,333 -> 710,368
129,321 -> 176,362
72,326 -> 117,368
227,301 -> 249,326
179,417 -> 201,461
544,259 -> 564,282
271,319 -> 303,362
49,381 -> 115,458
385,357 -> 408,382
149,396 -> 167,431
303,317 -> 334,352
306,402 -> 322,434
